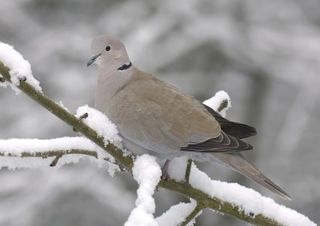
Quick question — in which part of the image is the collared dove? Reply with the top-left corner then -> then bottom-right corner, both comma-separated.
88,35 -> 291,200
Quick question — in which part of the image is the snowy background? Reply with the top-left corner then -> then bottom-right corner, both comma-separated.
0,0 -> 319,225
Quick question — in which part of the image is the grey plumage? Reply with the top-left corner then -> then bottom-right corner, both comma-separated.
89,35 -> 291,200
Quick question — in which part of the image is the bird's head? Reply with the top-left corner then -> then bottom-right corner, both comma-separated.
87,35 -> 132,72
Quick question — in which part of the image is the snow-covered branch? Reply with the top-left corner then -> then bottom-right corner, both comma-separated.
0,43 -> 316,226
0,137 -> 120,175
0,139 -> 97,168
0,59 -> 133,170
125,155 -> 161,226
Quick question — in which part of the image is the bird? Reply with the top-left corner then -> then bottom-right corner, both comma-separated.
87,34 -> 291,200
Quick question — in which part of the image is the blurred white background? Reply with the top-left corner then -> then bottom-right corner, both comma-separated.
0,0 -> 319,225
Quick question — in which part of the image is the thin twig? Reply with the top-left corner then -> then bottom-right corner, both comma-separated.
218,99 -> 229,112
179,203 -> 203,226
50,154 -> 63,166
73,112 -> 89,132
184,159 -> 193,183
0,149 -> 97,158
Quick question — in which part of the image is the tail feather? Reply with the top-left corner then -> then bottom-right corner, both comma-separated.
212,153 -> 292,200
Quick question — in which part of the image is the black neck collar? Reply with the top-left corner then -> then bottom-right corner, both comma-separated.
117,62 -> 132,71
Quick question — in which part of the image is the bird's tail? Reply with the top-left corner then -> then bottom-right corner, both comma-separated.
212,153 -> 292,200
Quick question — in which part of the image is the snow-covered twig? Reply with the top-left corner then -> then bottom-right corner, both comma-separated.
0,45 -> 316,226
179,203 -> 203,226
125,155 -> 161,226
0,137 -> 119,175
155,201 -> 199,226
0,42 -> 42,94
203,90 -> 231,117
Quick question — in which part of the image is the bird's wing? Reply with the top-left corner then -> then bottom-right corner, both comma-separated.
108,70 -> 250,154
181,131 -> 252,152
203,105 -> 257,139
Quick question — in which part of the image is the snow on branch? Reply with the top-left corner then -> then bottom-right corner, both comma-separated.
156,200 -> 201,226
0,137 -> 120,176
167,158 -> 315,226
0,42 -> 42,93
0,42 -> 316,226
125,155 -> 161,226
75,105 -> 124,151
203,90 -> 231,117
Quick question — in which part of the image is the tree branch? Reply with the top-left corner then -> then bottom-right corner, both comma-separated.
0,149 -> 97,159
0,61 -> 311,226
160,180 -> 281,226
0,61 -> 133,170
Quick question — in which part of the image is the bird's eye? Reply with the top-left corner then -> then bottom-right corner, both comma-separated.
105,45 -> 111,51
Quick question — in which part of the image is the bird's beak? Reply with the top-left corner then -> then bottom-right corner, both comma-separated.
87,53 -> 102,67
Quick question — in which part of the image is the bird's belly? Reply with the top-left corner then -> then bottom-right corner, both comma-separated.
121,135 -> 222,164
121,136 -> 186,160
